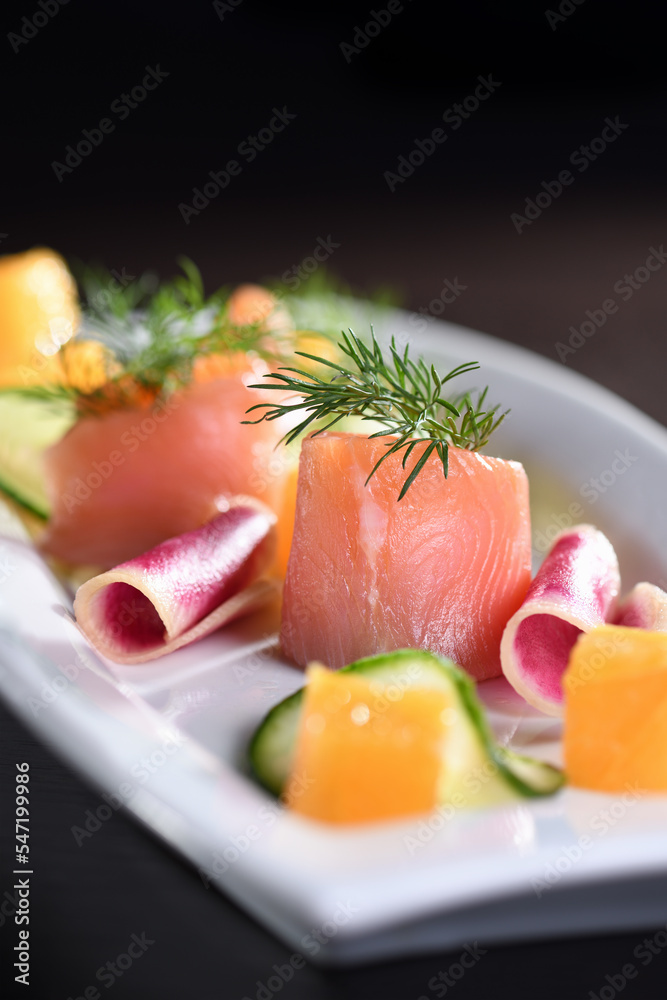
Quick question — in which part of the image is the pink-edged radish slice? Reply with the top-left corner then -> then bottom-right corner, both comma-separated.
613,582 -> 667,631
500,524 -> 620,716
74,497 -> 277,664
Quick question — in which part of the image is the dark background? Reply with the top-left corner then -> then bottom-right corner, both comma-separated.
2,0 -> 666,420
2,1 -> 667,997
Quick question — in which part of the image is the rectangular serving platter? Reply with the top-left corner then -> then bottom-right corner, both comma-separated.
3,311 -> 667,965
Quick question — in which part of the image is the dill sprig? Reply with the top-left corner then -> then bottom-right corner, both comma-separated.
3,259 -> 301,414
0,383 -> 78,414
77,258 -> 290,397
244,330 -> 508,500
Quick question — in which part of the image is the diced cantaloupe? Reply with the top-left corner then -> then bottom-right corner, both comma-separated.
285,665 -> 449,824
0,247 -> 80,387
563,624 -> 667,791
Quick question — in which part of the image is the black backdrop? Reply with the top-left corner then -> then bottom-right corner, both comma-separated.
3,0 -> 666,417
1,1 -> 667,997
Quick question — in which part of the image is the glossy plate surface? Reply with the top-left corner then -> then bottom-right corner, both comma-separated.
2,310 -> 667,965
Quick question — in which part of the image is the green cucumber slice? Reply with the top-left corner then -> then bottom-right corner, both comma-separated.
0,391 -> 75,518
249,649 -> 563,806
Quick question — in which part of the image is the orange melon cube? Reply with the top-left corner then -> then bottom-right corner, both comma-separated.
0,247 -> 79,386
563,625 -> 667,792
285,665 -> 449,824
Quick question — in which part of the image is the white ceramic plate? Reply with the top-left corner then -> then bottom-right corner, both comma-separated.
3,311 -> 667,966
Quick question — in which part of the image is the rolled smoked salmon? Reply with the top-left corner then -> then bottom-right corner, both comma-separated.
35,280 -> 299,573
40,373 -> 295,570
280,432 -> 532,681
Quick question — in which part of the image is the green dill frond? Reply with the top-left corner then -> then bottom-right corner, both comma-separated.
243,329 -> 508,500
0,384 -> 78,419
62,260 -> 295,406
